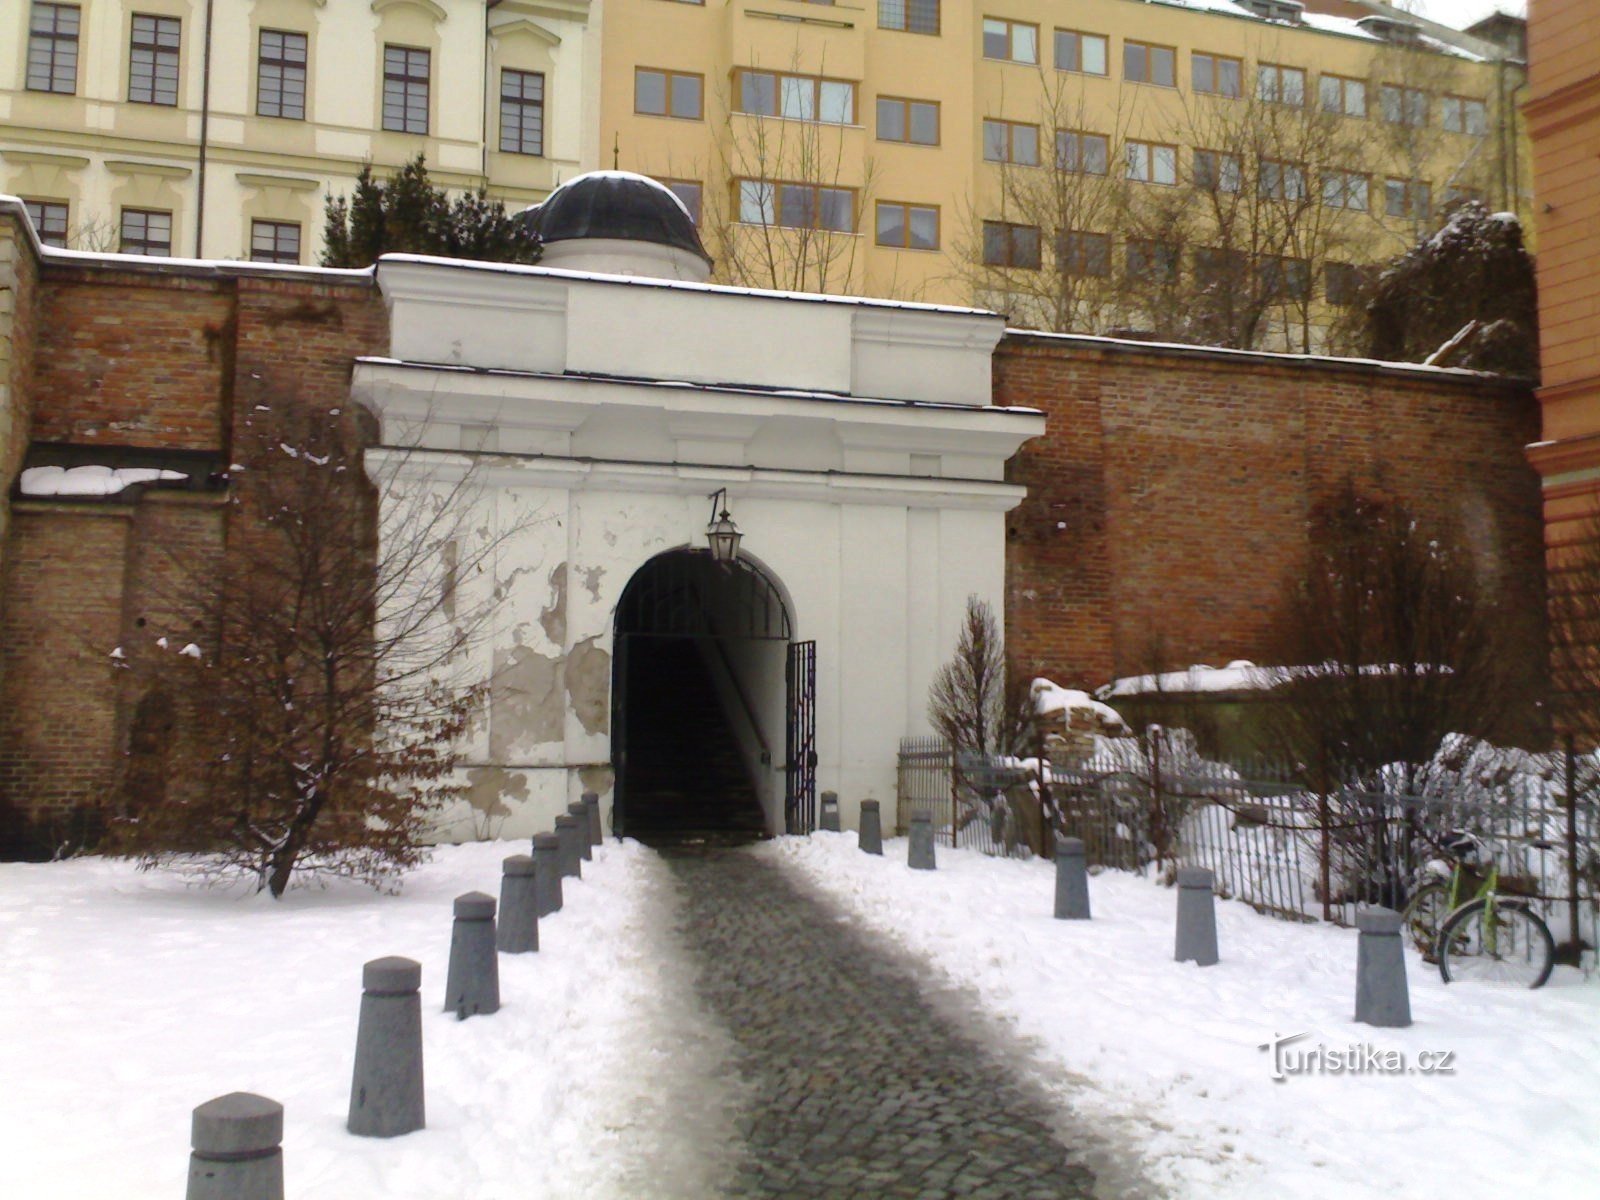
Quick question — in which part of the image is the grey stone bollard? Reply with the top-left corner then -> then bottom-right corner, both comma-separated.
908,811 -> 937,870
445,892 -> 500,1018
497,855 -> 539,954
555,814 -> 584,881
1053,837 -> 1091,920
532,832 -> 564,918
819,791 -> 841,833
858,799 -> 883,855
582,791 -> 603,847
567,803 -> 594,862
347,956 -> 425,1138
187,1092 -> 284,1200
1174,866 -> 1220,967
1355,907 -> 1412,1028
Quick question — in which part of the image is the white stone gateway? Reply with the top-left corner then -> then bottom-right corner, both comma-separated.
352,172 -> 1043,842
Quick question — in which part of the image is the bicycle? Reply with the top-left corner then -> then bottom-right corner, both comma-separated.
1400,831 -> 1555,989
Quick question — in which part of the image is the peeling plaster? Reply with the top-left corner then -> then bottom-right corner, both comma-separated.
566,636 -> 612,736
578,565 -> 605,602
464,766 -> 528,817
540,562 -> 568,647
489,645 -> 565,758
578,764 -> 614,797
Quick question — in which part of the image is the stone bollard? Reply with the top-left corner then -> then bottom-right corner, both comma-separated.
908,811 -> 937,870
497,855 -> 539,954
858,799 -> 883,855
819,791 -> 841,833
186,1092 -> 284,1200
1174,867 -> 1220,967
347,957 -> 425,1138
1053,837 -> 1091,920
445,892 -> 500,1018
567,803 -> 594,862
1355,907 -> 1412,1028
555,814 -> 584,881
532,832 -> 564,918
582,791 -> 603,847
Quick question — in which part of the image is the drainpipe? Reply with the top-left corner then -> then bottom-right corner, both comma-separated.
482,1 -> 503,186
195,0 -> 216,256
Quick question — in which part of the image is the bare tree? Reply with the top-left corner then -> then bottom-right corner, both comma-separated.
928,596 -> 1033,756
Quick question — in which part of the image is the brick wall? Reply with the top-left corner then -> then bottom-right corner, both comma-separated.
0,213 -> 39,667
996,333 -> 1546,694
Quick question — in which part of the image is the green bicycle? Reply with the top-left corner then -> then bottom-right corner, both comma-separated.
1400,831 -> 1555,989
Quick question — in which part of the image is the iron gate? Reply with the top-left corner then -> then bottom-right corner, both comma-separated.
785,640 -> 817,833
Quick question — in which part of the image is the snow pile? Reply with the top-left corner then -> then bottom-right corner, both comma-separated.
1102,660 -> 1275,698
19,465 -> 187,497
763,834 -> 1600,1199
1031,678 -> 1129,734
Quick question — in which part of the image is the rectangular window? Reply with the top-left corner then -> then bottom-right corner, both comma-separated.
1194,149 -> 1241,193
1319,74 -> 1366,118
1125,41 -> 1176,88
1126,238 -> 1179,283
636,67 -> 703,120
1257,63 -> 1306,106
737,180 -> 855,231
1322,169 -> 1369,211
120,208 -> 172,256
879,0 -> 939,36
1194,246 -> 1247,291
1325,261 -> 1364,306
23,199 -> 69,248
735,70 -> 853,124
27,3 -> 79,95
1441,94 -> 1487,135
129,14 -> 181,106
1259,255 -> 1310,302
983,18 -> 1038,65
256,29 -> 307,120
663,179 -> 703,226
1192,51 -> 1241,98
877,96 -> 939,145
1380,84 -> 1427,127
1259,158 -> 1308,201
250,219 -> 301,264
1126,140 -> 1177,186
876,201 -> 939,250
382,45 -> 430,133
1054,29 -> 1108,76
983,119 -> 1039,166
1055,130 -> 1108,175
981,219 -> 1041,268
1385,177 -> 1431,221
500,69 -> 545,154
1057,230 -> 1110,277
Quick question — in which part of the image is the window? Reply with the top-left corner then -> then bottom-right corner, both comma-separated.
1259,255 -> 1310,302
1319,74 -> 1366,118
1192,52 -> 1241,98
383,45 -> 430,133
250,220 -> 301,264
737,180 -> 855,231
1385,177 -> 1431,220
981,220 -> 1040,268
1055,130 -> 1109,175
1257,63 -> 1306,106
1194,246 -> 1247,291
1056,230 -> 1110,277
1441,95 -> 1487,135
27,3 -> 79,95
129,14 -> 181,106
663,179 -> 703,225
983,119 -> 1039,166
877,96 -> 939,145
983,18 -> 1038,65
879,0 -> 939,35
735,70 -> 853,124
1380,84 -> 1427,127
23,199 -> 69,248
1125,140 -> 1177,185
1054,29 -> 1108,76
120,208 -> 172,256
1322,169 -> 1369,210
256,30 -> 307,120
500,69 -> 545,155
1259,158 -> 1308,201
876,201 -> 939,250
1125,41 -> 1176,88
1125,239 -> 1179,283
1325,261 -> 1364,306
636,67 -> 703,120
1194,149 -> 1241,193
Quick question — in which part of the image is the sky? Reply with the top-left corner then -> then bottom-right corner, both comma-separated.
1401,0 -> 1527,30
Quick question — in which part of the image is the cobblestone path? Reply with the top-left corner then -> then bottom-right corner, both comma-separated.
663,847 -> 1099,1200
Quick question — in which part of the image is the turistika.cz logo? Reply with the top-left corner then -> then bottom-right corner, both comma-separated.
1259,1031 -> 1457,1082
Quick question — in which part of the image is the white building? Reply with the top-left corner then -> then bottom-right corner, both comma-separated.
353,172 -> 1043,840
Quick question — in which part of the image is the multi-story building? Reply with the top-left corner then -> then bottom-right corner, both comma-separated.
0,0 -> 597,264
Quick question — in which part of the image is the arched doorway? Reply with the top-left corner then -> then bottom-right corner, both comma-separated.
612,549 -> 813,844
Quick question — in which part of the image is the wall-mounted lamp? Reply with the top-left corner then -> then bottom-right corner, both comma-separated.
705,488 -> 742,565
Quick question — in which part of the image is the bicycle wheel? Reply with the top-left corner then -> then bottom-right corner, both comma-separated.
1401,882 -> 1452,960
1438,897 -> 1555,988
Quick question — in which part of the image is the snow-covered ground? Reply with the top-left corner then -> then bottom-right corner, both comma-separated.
763,833 -> 1600,1199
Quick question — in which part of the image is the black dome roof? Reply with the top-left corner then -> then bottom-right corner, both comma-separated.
521,171 -> 711,266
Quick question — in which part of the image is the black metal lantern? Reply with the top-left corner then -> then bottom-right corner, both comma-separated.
705,488 -> 742,564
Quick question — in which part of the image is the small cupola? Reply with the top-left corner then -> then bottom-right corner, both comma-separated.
520,171 -> 713,283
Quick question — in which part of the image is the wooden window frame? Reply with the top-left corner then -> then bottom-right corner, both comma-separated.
27,2 -> 80,95
1258,254 -> 1310,303
981,219 -> 1041,268
1056,229 -> 1111,278
876,96 -> 939,146
1124,40 -> 1176,88
22,198 -> 69,247
249,219 -> 302,264
736,179 -> 857,232
983,118 -> 1039,166
1194,149 -> 1242,194
500,68 -> 545,155
1321,168 -> 1369,211
1125,139 -> 1177,186
119,207 -> 172,256
1053,29 -> 1108,76
1385,177 -> 1432,220
878,0 -> 940,36
1055,129 -> 1109,175
1379,83 -> 1428,128
734,69 -> 855,125
1258,158 -> 1308,201
1319,73 -> 1367,118
1441,94 -> 1487,136
875,200 -> 940,250
1125,238 -> 1179,283
1257,62 -> 1307,107
982,18 -> 1039,65
661,178 -> 704,226
256,29 -> 307,120
1191,51 -> 1241,98
382,44 -> 430,134
129,13 -> 181,107
635,66 -> 704,120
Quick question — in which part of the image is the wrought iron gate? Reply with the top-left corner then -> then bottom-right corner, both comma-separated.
785,640 -> 817,834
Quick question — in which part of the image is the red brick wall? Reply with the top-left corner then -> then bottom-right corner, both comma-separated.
996,334 -> 1546,693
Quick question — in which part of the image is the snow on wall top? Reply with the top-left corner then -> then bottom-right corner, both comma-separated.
20,465 -> 188,498
1101,661 -> 1275,698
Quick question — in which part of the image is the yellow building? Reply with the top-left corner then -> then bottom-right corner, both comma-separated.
0,0 -> 598,264
599,0 -> 1529,343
